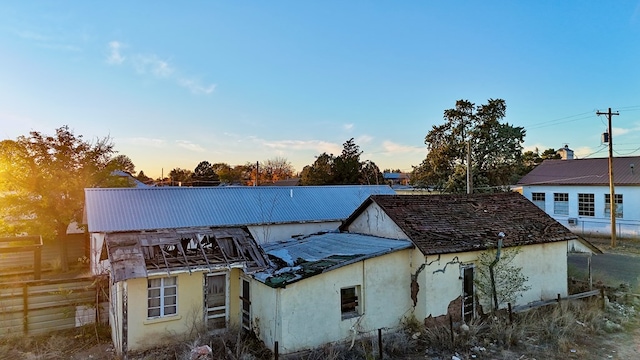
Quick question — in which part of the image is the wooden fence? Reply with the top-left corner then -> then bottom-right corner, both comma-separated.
0,276 -> 108,337
0,235 -> 86,273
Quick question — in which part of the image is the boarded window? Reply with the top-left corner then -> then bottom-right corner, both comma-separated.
148,277 -> 177,318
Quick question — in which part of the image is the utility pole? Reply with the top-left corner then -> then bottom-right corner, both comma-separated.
466,140 -> 472,194
596,108 -> 620,247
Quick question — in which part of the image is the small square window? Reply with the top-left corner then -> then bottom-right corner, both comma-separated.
531,193 -> 545,210
341,286 -> 361,320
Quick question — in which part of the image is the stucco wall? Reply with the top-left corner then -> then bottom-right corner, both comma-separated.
419,241 -> 568,320
346,203 -> 408,239
248,222 -> 342,244
125,272 -> 204,351
251,249 -> 413,354
521,185 -> 640,238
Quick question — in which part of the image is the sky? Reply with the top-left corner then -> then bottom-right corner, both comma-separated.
1,2 -> 640,179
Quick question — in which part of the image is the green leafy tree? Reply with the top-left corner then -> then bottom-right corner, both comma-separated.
192,161 -> 219,186
300,153 -> 335,185
333,138 -> 362,184
136,170 -> 153,184
168,168 -> 193,185
0,126 -> 124,270
412,99 -> 525,192
475,247 -> 531,311
109,154 -> 136,174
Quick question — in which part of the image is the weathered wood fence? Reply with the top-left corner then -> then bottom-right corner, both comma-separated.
0,276 -> 108,337
0,235 -> 86,274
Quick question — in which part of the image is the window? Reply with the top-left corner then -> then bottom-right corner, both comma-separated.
148,277 -> 177,318
340,286 -> 361,320
605,194 -> 623,218
553,193 -> 569,215
578,193 -> 594,216
531,192 -> 545,210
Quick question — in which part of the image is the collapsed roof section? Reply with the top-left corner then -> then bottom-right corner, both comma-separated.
106,227 -> 269,282
253,232 -> 413,288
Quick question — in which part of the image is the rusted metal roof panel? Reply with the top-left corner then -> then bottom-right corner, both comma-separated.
517,156 -> 640,186
85,185 -> 394,233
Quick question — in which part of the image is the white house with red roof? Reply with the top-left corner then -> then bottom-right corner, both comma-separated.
517,155 -> 640,238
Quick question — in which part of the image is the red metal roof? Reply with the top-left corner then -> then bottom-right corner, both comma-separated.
517,156 -> 640,186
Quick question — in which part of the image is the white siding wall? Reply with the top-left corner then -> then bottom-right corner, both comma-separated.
250,249 -> 413,354
521,185 -> 640,237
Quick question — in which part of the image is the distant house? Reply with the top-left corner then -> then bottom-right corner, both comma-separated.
517,156 -> 640,238
244,192 -> 598,354
83,185 -> 394,354
383,172 -> 410,186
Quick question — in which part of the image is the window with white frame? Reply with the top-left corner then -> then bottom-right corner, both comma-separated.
553,193 -> 569,215
531,192 -> 545,210
578,193 -> 595,216
148,277 -> 177,318
340,286 -> 361,320
604,194 -> 623,218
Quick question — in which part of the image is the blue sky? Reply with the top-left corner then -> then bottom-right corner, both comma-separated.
1,2 -> 640,178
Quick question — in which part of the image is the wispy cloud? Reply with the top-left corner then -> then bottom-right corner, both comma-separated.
178,78 -> 216,94
105,40 -> 216,94
176,140 -> 205,152
382,141 -> 424,154
132,54 -> 174,77
107,41 -> 125,65
263,139 -> 342,155
120,137 -> 167,148
343,123 -> 354,131
356,135 -> 374,144
613,127 -> 632,136
14,28 -> 82,52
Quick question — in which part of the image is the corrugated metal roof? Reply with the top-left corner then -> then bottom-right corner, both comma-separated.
254,232 -> 413,287
517,156 -> 640,185
85,185 -> 395,233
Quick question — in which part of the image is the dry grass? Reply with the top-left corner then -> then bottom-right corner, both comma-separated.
0,323 -> 112,360
1,296 -> 635,360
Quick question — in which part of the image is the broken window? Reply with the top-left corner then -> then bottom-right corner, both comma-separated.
148,276 -> 177,318
340,286 -> 361,320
